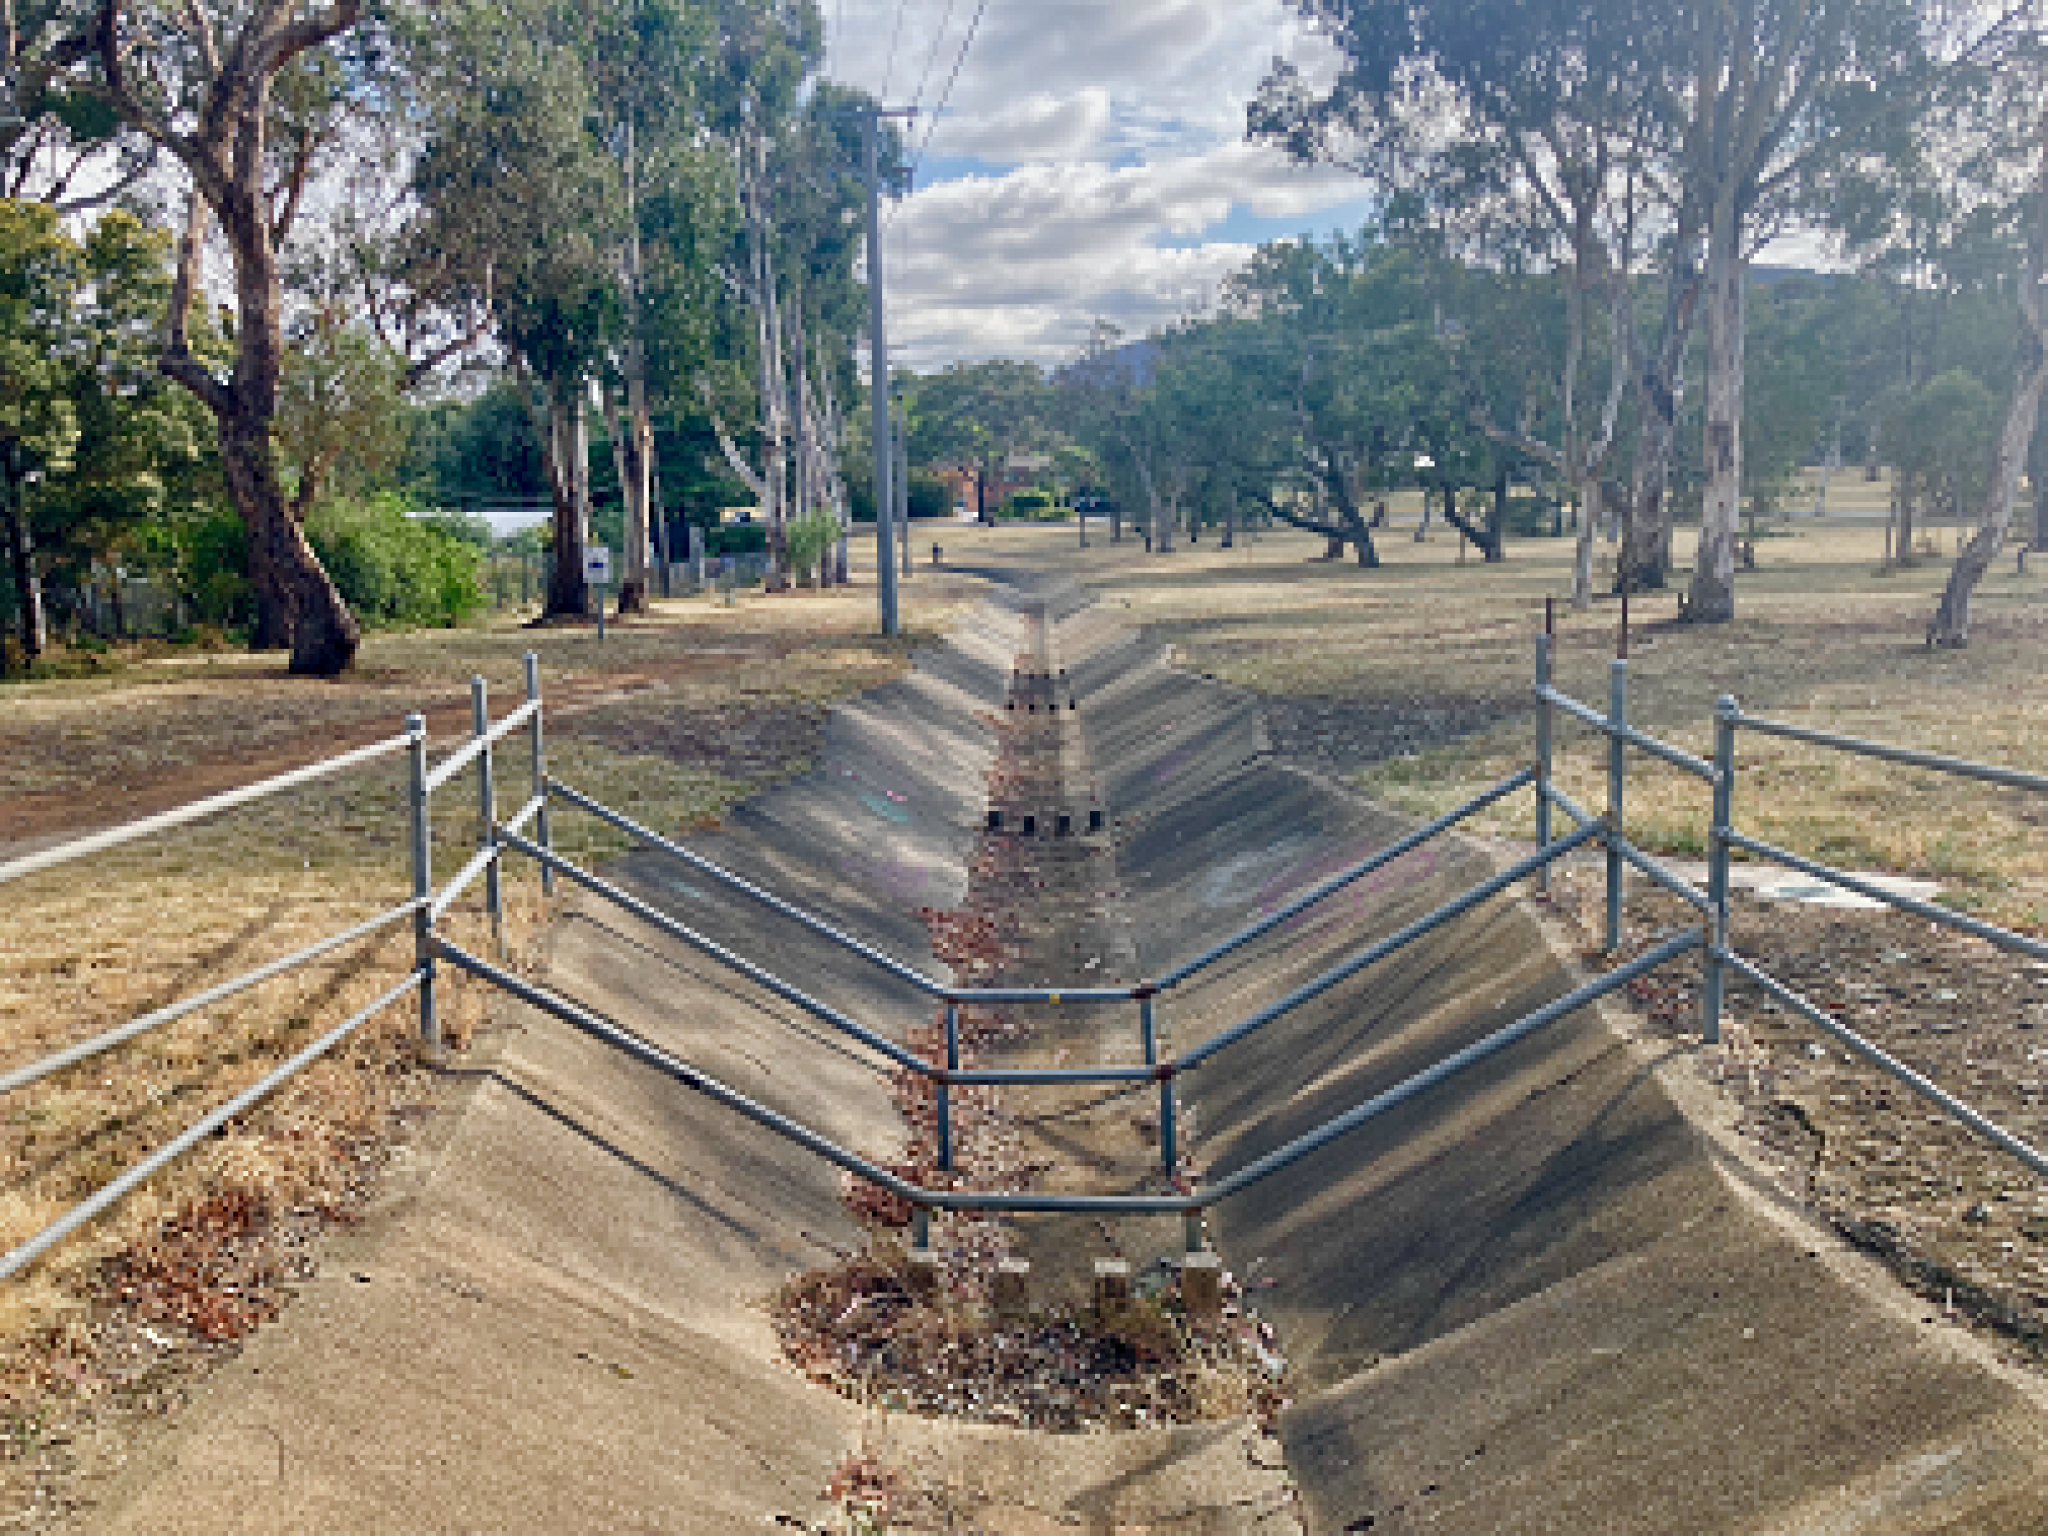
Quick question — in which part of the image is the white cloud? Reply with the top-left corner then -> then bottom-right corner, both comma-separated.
824,0 -> 1357,365
879,144 -> 1362,367
938,88 -> 1114,163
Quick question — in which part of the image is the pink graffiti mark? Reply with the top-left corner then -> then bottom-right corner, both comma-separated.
1253,841 -> 1441,940
1154,746 -> 1194,783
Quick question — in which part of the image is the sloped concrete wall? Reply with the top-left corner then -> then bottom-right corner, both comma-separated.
1056,592 -> 2048,1536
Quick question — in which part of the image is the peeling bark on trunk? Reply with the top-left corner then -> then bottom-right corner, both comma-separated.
1688,210 -> 1744,623
1,459 -> 46,664
538,378 -> 589,618
1574,478 -> 1601,607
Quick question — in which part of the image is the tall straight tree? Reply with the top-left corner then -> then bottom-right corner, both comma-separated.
409,1 -> 624,620
1662,0 -> 1928,621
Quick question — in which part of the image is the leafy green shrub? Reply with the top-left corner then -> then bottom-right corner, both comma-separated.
907,471 -> 951,521
1502,494 -> 1562,537
705,521 -> 768,555
165,507 -> 255,628
305,492 -> 485,629
785,510 -> 841,583
1003,488 -> 1056,520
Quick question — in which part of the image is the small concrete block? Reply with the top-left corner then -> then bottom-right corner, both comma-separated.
992,1258 -> 1031,1321
1093,1257 -> 1133,1318
1180,1252 -> 1223,1325
906,1249 -> 941,1297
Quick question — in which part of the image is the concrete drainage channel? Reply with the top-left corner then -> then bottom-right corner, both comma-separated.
88,573 -> 2048,1533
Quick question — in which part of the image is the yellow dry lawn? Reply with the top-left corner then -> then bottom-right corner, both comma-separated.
952,504 -> 2048,935
0,576 -> 979,1355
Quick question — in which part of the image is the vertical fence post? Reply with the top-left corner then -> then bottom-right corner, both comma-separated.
472,675 -> 504,956
1535,634 -> 1554,892
1159,1072 -> 1178,1178
1606,658 -> 1627,954
937,1003 -> 959,1173
1139,993 -> 1157,1067
406,713 -> 440,1054
525,653 -> 552,897
1703,697 -> 1738,1044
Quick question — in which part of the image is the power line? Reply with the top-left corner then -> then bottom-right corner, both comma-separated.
888,0 -> 991,227
880,0 -> 911,101
905,0 -> 959,122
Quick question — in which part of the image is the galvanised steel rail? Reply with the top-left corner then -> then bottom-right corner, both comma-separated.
525,773 -> 1584,1177
16,640 -> 2047,1285
433,928 -> 1704,1247
1,659 -> 548,1282
1541,653 -> 2048,1189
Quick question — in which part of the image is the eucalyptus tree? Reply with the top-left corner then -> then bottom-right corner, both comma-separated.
1920,20 -> 2048,645
1255,0 -> 1678,600
407,0 -> 626,619
1657,0 -> 1931,621
41,0 -> 383,673
911,359 -> 1052,525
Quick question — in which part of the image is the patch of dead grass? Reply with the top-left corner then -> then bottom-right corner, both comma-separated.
950,517 -> 2048,935
0,575 -> 981,1486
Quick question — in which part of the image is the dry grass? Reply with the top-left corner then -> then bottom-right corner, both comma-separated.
944,513 -> 2048,936
0,575 -> 979,1407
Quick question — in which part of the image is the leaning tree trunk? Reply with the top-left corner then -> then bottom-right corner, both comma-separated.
1929,172 -> 2048,647
219,417 -> 359,673
1688,207 -> 1745,623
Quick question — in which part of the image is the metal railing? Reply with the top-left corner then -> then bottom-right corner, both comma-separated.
11,635 -> 2045,1283
1538,643 -> 2048,1184
0,658 -> 550,1281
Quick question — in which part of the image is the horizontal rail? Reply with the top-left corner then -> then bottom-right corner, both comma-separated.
1610,834 -> 1712,913
1154,767 -> 1536,989
1724,831 -> 2048,966
1542,782 -> 1598,830
423,698 -> 540,794
434,929 -> 1702,1216
1180,820 -> 1602,1070
0,969 -> 426,1281
501,830 -> 1190,1089
1729,710 -> 2048,795
0,732 -> 417,890
495,826 -> 927,1076
1538,686 -> 1718,782
1722,952 -> 2048,1179
503,791 -> 546,837
547,778 -> 1135,1005
0,899 -> 426,1095
1202,929 -> 1705,1201
430,844 -> 502,924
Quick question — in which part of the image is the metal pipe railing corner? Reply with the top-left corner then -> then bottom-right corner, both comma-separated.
525,651 -> 554,898
405,712 -> 439,1055
1606,657 -> 1628,953
1534,633 -> 1554,893
1702,694 -> 1739,1044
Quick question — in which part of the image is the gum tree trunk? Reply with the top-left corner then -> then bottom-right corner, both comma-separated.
95,0 -> 367,676
1929,154 -> 2048,647
1687,207 -> 1744,623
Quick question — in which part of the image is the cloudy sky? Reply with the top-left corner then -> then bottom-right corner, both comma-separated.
823,0 -> 1371,371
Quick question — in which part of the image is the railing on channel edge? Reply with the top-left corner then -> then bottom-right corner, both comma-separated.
11,641 -> 2047,1282
0,657 -> 550,1281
